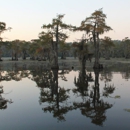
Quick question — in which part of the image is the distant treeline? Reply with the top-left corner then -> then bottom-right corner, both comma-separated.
0,39 -> 130,60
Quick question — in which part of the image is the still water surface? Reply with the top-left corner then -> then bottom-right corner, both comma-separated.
0,63 -> 130,130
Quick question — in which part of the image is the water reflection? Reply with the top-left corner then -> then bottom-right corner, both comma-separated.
99,69 -> 115,97
27,66 -> 72,121
0,66 -> 13,109
121,66 -> 130,80
73,67 -> 89,97
103,63 -> 130,80
38,69 -> 73,121
73,68 -> 115,126
0,86 -> 7,109
0,63 -> 130,128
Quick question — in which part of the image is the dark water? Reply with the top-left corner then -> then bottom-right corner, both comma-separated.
0,63 -> 130,130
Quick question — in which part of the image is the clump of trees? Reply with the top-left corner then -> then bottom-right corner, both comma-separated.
0,22 -> 11,61
0,9 -> 130,69
100,36 -> 114,60
99,38 -> 130,59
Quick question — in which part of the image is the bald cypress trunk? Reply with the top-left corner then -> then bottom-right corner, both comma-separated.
50,40 -> 59,69
50,24 -> 59,69
93,33 -> 103,69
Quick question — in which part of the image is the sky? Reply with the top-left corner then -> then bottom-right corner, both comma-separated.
1,0 -> 130,42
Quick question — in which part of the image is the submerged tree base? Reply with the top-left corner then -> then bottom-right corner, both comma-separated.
51,65 -> 59,70
93,63 -> 103,69
61,57 -> 66,60
12,59 -> 18,61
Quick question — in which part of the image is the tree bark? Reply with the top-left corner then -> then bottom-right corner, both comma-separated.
105,50 -> 110,60
61,52 -> 66,59
93,33 -> 103,69
49,41 -> 59,69
93,69 -> 100,107
50,24 -> 59,69
23,50 -> 26,60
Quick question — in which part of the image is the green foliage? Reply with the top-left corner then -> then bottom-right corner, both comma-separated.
74,9 -> 112,37
100,37 -> 115,60
11,40 -> 21,52
59,41 -> 70,59
41,14 -> 72,42
122,37 -> 130,58
29,39 -> 40,57
38,31 -> 52,50
124,109 -> 130,112
0,22 -> 6,41
73,40 -> 88,55
0,22 -> 11,41
114,95 -> 121,99
0,22 -> 6,31
101,37 -> 114,48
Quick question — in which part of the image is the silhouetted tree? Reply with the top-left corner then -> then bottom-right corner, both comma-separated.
74,9 -> 112,68
41,14 -> 73,69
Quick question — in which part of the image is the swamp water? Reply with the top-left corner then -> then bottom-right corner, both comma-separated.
0,62 -> 130,130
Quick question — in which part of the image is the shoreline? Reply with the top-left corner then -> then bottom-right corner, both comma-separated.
0,57 -> 130,71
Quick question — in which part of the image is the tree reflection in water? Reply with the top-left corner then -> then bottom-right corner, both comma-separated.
100,68 -> 115,97
0,86 -> 7,109
31,69 -> 72,121
121,66 -> 130,80
73,68 -> 115,126
0,63 -> 117,124
0,68 -> 13,109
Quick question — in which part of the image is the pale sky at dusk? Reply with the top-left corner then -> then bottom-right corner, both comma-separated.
1,0 -> 130,42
